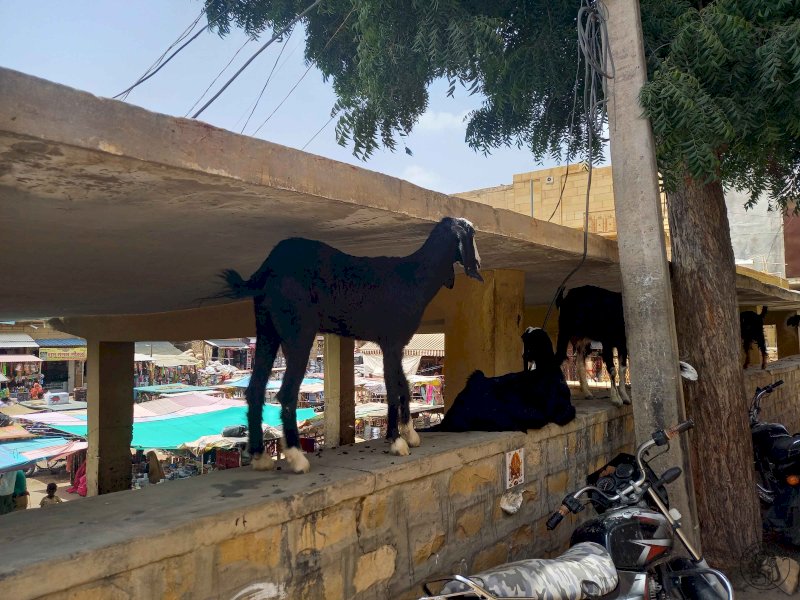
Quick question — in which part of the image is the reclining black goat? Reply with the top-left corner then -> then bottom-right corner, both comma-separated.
220,217 -> 483,473
434,328 -> 575,432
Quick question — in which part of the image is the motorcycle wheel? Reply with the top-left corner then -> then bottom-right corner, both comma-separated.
668,558 -> 721,600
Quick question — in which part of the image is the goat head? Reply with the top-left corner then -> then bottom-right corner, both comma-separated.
451,218 -> 483,282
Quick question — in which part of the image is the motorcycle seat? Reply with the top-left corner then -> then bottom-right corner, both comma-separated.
769,435 -> 800,462
440,541 -> 618,599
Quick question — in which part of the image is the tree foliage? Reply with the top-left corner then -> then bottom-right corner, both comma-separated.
204,0 -> 800,210
640,0 -> 800,209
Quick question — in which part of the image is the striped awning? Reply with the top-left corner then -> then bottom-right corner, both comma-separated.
0,333 -> 38,349
359,333 -> 444,357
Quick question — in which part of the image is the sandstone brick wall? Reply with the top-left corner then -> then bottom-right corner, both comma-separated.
3,402 -> 633,600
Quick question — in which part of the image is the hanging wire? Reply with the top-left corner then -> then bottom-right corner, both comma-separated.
542,0 -> 615,329
240,28 -> 295,133
249,6 -> 355,137
185,35 -> 255,117
115,11 -> 208,100
192,0 -> 325,119
302,110 -> 338,150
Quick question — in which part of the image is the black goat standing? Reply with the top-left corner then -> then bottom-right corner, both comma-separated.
741,307 -> 768,369
221,217 -> 483,473
435,327 -> 575,432
554,285 -> 630,407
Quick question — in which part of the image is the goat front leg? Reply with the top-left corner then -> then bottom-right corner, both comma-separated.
576,345 -> 593,399
604,349 -> 623,407
618,361 -> 631,405
396,370 -> 420,449
382,347 -> 411,456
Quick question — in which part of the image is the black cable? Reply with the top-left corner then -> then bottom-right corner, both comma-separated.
542,0 -> 615,330
241,28 -> 294,134
117,10 -> 206,101
301,111 -> 338,150
185,36 -> 255,117
250,7 -> 354,137
115,23 -> 209,100
192,0 -> 325,119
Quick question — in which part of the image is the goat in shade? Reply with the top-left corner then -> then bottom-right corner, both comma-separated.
741,307 -> 768,369
220,217 -> 483,473
433,327 -> 575,432
554,285 -> 629,407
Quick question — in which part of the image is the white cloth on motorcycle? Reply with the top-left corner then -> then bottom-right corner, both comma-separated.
441,542 -> 618,599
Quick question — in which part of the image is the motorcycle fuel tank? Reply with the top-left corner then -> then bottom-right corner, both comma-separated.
571,507 -> 673,571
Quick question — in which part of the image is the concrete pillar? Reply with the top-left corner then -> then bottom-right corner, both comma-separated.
86,340 -> 134,496
605,0 -> 698,539
444,269 -> 525,410
765,309 -> 799,359
323,335 -> 355,447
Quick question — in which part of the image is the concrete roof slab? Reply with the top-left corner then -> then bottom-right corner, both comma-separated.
0,67 -> 620,320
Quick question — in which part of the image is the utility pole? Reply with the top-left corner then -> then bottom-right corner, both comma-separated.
604,0 -> 700,544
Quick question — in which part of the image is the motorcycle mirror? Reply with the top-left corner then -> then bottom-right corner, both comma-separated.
657,467 -> 682,486
679,361 -> 698,381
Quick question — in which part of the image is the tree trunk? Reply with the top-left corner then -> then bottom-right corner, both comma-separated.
667,174 -> 761,568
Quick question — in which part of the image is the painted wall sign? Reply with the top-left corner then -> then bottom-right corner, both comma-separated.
38,348 -> 87,361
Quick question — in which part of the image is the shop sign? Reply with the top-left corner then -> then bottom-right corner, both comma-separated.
38,347 -> 87,361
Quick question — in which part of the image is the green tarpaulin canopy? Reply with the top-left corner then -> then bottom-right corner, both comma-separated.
48,405 -> 316,450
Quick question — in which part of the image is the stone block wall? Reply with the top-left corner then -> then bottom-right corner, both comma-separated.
2,402 -> 633,600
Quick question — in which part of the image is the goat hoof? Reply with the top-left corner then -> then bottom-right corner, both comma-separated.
284,447 -> 311,474
400,423 -> 421,448
583,392 -> 594,400
390,437 -> 410,457
251,453 -> 275,471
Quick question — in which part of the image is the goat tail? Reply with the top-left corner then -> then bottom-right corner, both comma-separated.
216,267 -> 272,300
760,306 -> 768,318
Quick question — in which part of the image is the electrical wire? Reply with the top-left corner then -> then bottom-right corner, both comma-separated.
542,0 -> 615,330
185,35 -> 255,117
192,0 -> 325,119
116,10 -> 206,101
116,17 -> 209,100
240,28 -> 294,134
302,111 -> 338,150
249,7 -> 355,137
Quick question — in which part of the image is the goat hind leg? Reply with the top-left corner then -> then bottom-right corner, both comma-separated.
276,336 -> 314,474
247,304 -> 281,470
577,344 -> 593,399
618,361 -> 631,405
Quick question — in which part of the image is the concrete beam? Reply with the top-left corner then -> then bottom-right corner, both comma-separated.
86,340 -> 134,496
605,0 -> 698,541
323,335 -> 355,447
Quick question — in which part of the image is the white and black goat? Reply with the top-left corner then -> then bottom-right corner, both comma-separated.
554,285 -> 630,407
220,217 -> 483,473
741,307 -> 768,369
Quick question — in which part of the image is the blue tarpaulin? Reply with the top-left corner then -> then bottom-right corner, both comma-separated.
133,383 -> 216,394
0,437 -> 73,473
45,406 -> 316,450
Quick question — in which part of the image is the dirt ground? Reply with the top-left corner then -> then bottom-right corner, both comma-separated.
13,470 -> 77,512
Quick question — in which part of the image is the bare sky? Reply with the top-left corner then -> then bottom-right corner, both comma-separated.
0,0 -> 567,194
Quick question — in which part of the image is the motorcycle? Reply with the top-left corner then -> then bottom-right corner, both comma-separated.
419,420 -> 733,600
749,379 -> 800,544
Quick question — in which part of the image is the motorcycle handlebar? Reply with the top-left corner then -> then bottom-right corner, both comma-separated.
666,419 -> 694,440
546,506 -> 568,530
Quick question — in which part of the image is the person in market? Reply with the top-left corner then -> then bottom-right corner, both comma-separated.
12,469 -> 28,510
40,482 -> 63,508
0,470 -> 16,515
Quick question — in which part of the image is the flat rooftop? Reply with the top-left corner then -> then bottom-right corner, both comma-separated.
1,67 -> 798,321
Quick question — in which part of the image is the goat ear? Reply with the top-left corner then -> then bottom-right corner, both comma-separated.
444,265 -> 455,289
454,220 -> 483,282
